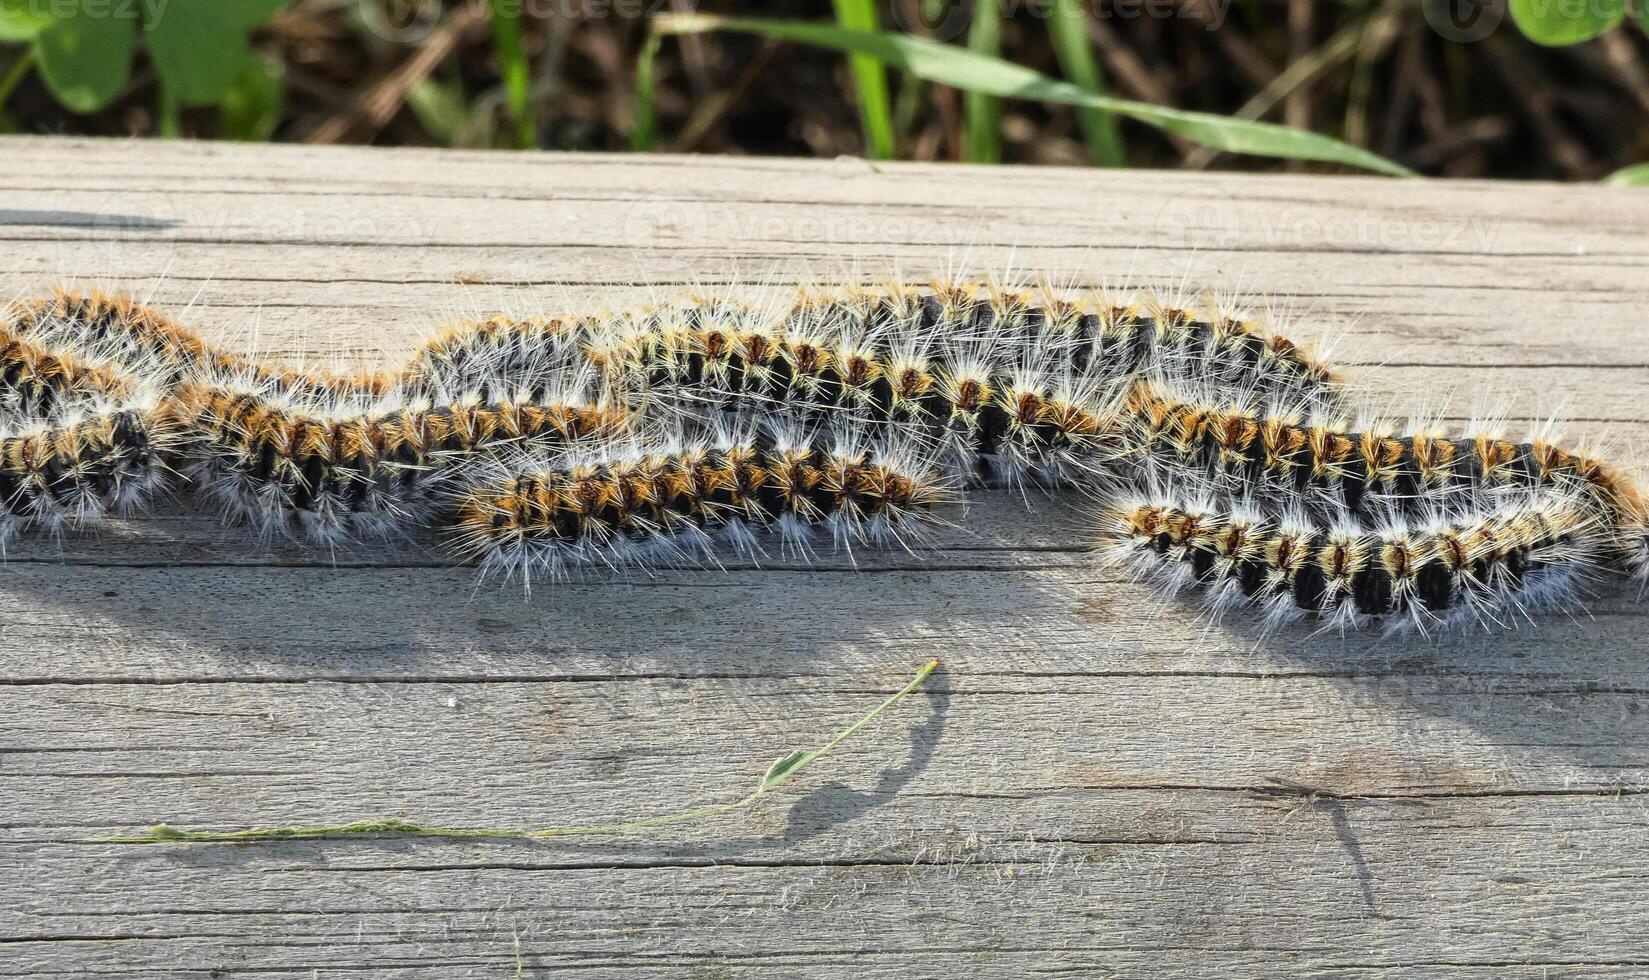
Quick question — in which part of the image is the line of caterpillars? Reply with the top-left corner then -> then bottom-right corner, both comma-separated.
1,286 -> 1643,630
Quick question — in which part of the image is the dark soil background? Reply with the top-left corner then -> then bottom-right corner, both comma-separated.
3,0 -> 1646,179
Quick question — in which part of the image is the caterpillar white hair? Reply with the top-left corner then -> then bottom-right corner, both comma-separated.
9,280 -> 1646,628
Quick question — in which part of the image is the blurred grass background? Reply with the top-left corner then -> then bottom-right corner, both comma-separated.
0,0 -> 1646,180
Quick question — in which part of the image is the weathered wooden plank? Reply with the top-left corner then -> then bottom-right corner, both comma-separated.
2,136 -> 1648,979
3,140 -> 1648,376
5,672 -> 1649,829
5,792 -> 1649,975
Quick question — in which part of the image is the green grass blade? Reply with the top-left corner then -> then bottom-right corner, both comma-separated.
1183,15 -> 1366,171
631,30 -> 662,151
489,0 -> 536,149
1045,0 -> 1124,166
652,15 -> 1412,176
831,0 -> 895,159
963,0 -> 1001,163
106,660 -> 942,845
0,48 -> 34,116
156,78 -> 181,138
963,0 -> 995,160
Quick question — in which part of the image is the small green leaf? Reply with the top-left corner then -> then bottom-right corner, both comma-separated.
145,0 -> 287,106
652,15 -> 1412,176
217,53 -> 284,141
0,0 -> 57,41
760,751 -> 812,791
1509,0 -> 1624,45
1605,163 -> 1649,186
35,2 -> 137,113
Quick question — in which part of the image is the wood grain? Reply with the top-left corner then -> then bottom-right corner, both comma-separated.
3,136 -> 1648,979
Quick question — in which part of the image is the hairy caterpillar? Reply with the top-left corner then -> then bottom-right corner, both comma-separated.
452,424 -> 953,584
0,407 -> 174,547
3,284 -> 1346,483
10,280 -> 1640,635
1100,487 -> 1609,634
582,309 -> 1127,485
1121,380 -> 1644,524
3,289 -> 398,399
164,379 -> 628,545
416,284 -> 1346,485
0,327 -> 142,423
402,313 -> 591,404
796,283 -> 1348,409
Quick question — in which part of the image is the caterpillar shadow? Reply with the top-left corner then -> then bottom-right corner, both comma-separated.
3,491 -> 1648,865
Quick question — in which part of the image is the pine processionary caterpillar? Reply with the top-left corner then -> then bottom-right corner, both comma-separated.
8,281 -> 1642,629
584,309 -> 1126,485
0,327 -> 143,424
1121,380 -> 1645,525
795,283 -> 1347,409
400,283 -> 1351,482
0,407 -> 174,547
452,425 -> 954,584
1099,488 -> 1609,634
4,289 -> 398,399
5,290 -> 615,408
164,381 -> 629,545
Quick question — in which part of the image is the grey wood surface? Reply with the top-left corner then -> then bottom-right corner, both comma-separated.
3,136 -> 1649,979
